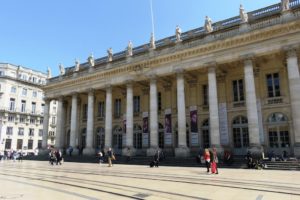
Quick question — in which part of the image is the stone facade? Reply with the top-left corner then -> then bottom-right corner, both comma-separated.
44,2 -> 300,157
0,63 -> 57,154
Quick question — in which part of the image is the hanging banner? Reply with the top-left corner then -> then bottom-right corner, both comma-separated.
218,103 -> 229,145
142,112 -> 149,147
164,108 -> 172,145
257,99 -> 264,143
190,106 -> 199,146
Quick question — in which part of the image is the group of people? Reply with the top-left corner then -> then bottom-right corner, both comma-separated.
0,150 -> 24,162
49,149 -> 63,165
202,148 -> 219,174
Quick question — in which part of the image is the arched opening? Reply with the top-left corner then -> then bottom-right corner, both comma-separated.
267,113 -> 290,152
95,127 -> 105,150
232,116 -> 249,155
133,124 -> 142,149
113,125 -> 123,150
202,119 -> 210,148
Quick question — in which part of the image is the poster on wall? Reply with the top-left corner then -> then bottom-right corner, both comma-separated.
190,106 -> 199,146
164,108 -> 172,145
218,103 -> 229,145
142,112 -> 149,147
257,99 -> 264,143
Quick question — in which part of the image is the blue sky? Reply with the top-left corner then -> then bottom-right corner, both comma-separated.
0,0 -> 279,76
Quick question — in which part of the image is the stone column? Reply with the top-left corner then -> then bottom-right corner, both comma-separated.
175,71 -> 190,157
105,86 -> 112,149
244,59 -> 262,154
208,66 -> 222,150
83,90 -> 95,155
70,93 -> 79,155
41,99 -> 50,153
147,78 -> 159,156
54,97 -> 63,149
286,49 -> 300,156
123,82 -> 135,156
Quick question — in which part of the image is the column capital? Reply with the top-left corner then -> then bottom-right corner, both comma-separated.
87,88 -> 94,95
71,92 -> 78,97
240,53 -> 255,62
174,67 -> 184,74
283,46 -> 298,58
146,73 -> 157,80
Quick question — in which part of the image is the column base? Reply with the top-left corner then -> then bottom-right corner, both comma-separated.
147,147 -> 159,157
175,146 -> 190,157
248,144 -> 264,158
122,147 -> 136,157
293,143 -> 300,158
83,147 -> 96,156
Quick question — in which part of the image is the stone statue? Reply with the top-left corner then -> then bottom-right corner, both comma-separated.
204,16 -> 213,33
47,67 -> 52,79
88,53 -> 95,67
59,63 -> 65,75
149,32 -> 156,49
175,25 -> 182,42
127,41 -> 133,56
282,0 -> 290,11
107,48 -> 113,62
74,59 -> 80,72
240,4 -> 248,23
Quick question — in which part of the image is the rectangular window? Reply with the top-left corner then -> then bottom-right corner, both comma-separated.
83,104 -> 87,119
232,79 -> 244,102
40,118 -> 44,124
5,139 -> 12,149
28,139 -> 33,150
8,115 -> 14,122
17,139 -> 23,150
22,88 -> 27,96
269,128 -> 279,148
98,101 -> 105,117
10,86 -> 16,93
158,92 -> 162,111
9,98 -> 15,111
29,128 -> 34,136
38,140 -> 42,149
51,117 -> 56,125
41,104 -> 45,114
30,118 -> 35,124
32,91 -> 37,97
266,73 -> 280,98
21,100 -> 26,112
38,129 -> 43,137
6,127 -> 13,135
31,102 -> 36,114
203,85 -> 208,106
18,128 -> 24,136
19,116 -> 25,123
133,96 -> 140,113
114,99 -> 121,118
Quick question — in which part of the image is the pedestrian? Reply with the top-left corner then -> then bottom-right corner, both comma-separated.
211,147 -> 219,174
203,148 -> 211,173
125,147 -> 131,162
153,150 -> 160,167
98,151 -> 103,165
107,148 -> 115,167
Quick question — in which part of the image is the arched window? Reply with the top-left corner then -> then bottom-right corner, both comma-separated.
113,125 -> 123,149
133,124 -> 142,149
267,113 -> 290,148
95,127 -> 105,149
202,119 -> 210,148
232,116 -> 249,148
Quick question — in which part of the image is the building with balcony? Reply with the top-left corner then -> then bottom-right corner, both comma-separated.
0,63 -> 57,153
43,1 -> 300,157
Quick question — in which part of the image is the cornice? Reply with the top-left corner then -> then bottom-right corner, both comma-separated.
45,20 -> 300,91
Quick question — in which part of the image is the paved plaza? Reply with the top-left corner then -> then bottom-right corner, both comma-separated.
0,160 -> 299,200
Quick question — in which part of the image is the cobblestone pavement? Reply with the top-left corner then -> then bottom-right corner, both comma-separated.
0,160 -> 299,200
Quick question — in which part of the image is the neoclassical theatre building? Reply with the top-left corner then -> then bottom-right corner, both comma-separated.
44,1 -> 300,157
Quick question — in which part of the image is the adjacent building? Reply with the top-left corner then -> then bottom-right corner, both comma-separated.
43,1 -> 300,157
0,63 -> 57,154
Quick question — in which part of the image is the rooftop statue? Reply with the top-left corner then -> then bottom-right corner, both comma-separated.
47,67 -> 52,79
149,32 -> 156,49
175,25 -> 182,42
74,59 -> 80,72
281,0 -> 290,11
59,63 -> 65,75
127,41 -> 133,56
240,4 -> 248,23
88,53 -> 95,67
107,48 -> 113,62
204,16 -> 213,33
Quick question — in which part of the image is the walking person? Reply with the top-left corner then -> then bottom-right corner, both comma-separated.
211,147 -> 219,174
107,148 -> 115,167
153,150 -> 160,167
203,149 -> 211,173
98,150 -> 103,165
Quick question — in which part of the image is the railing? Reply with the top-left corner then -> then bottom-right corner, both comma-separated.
48,1 -> 300,83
